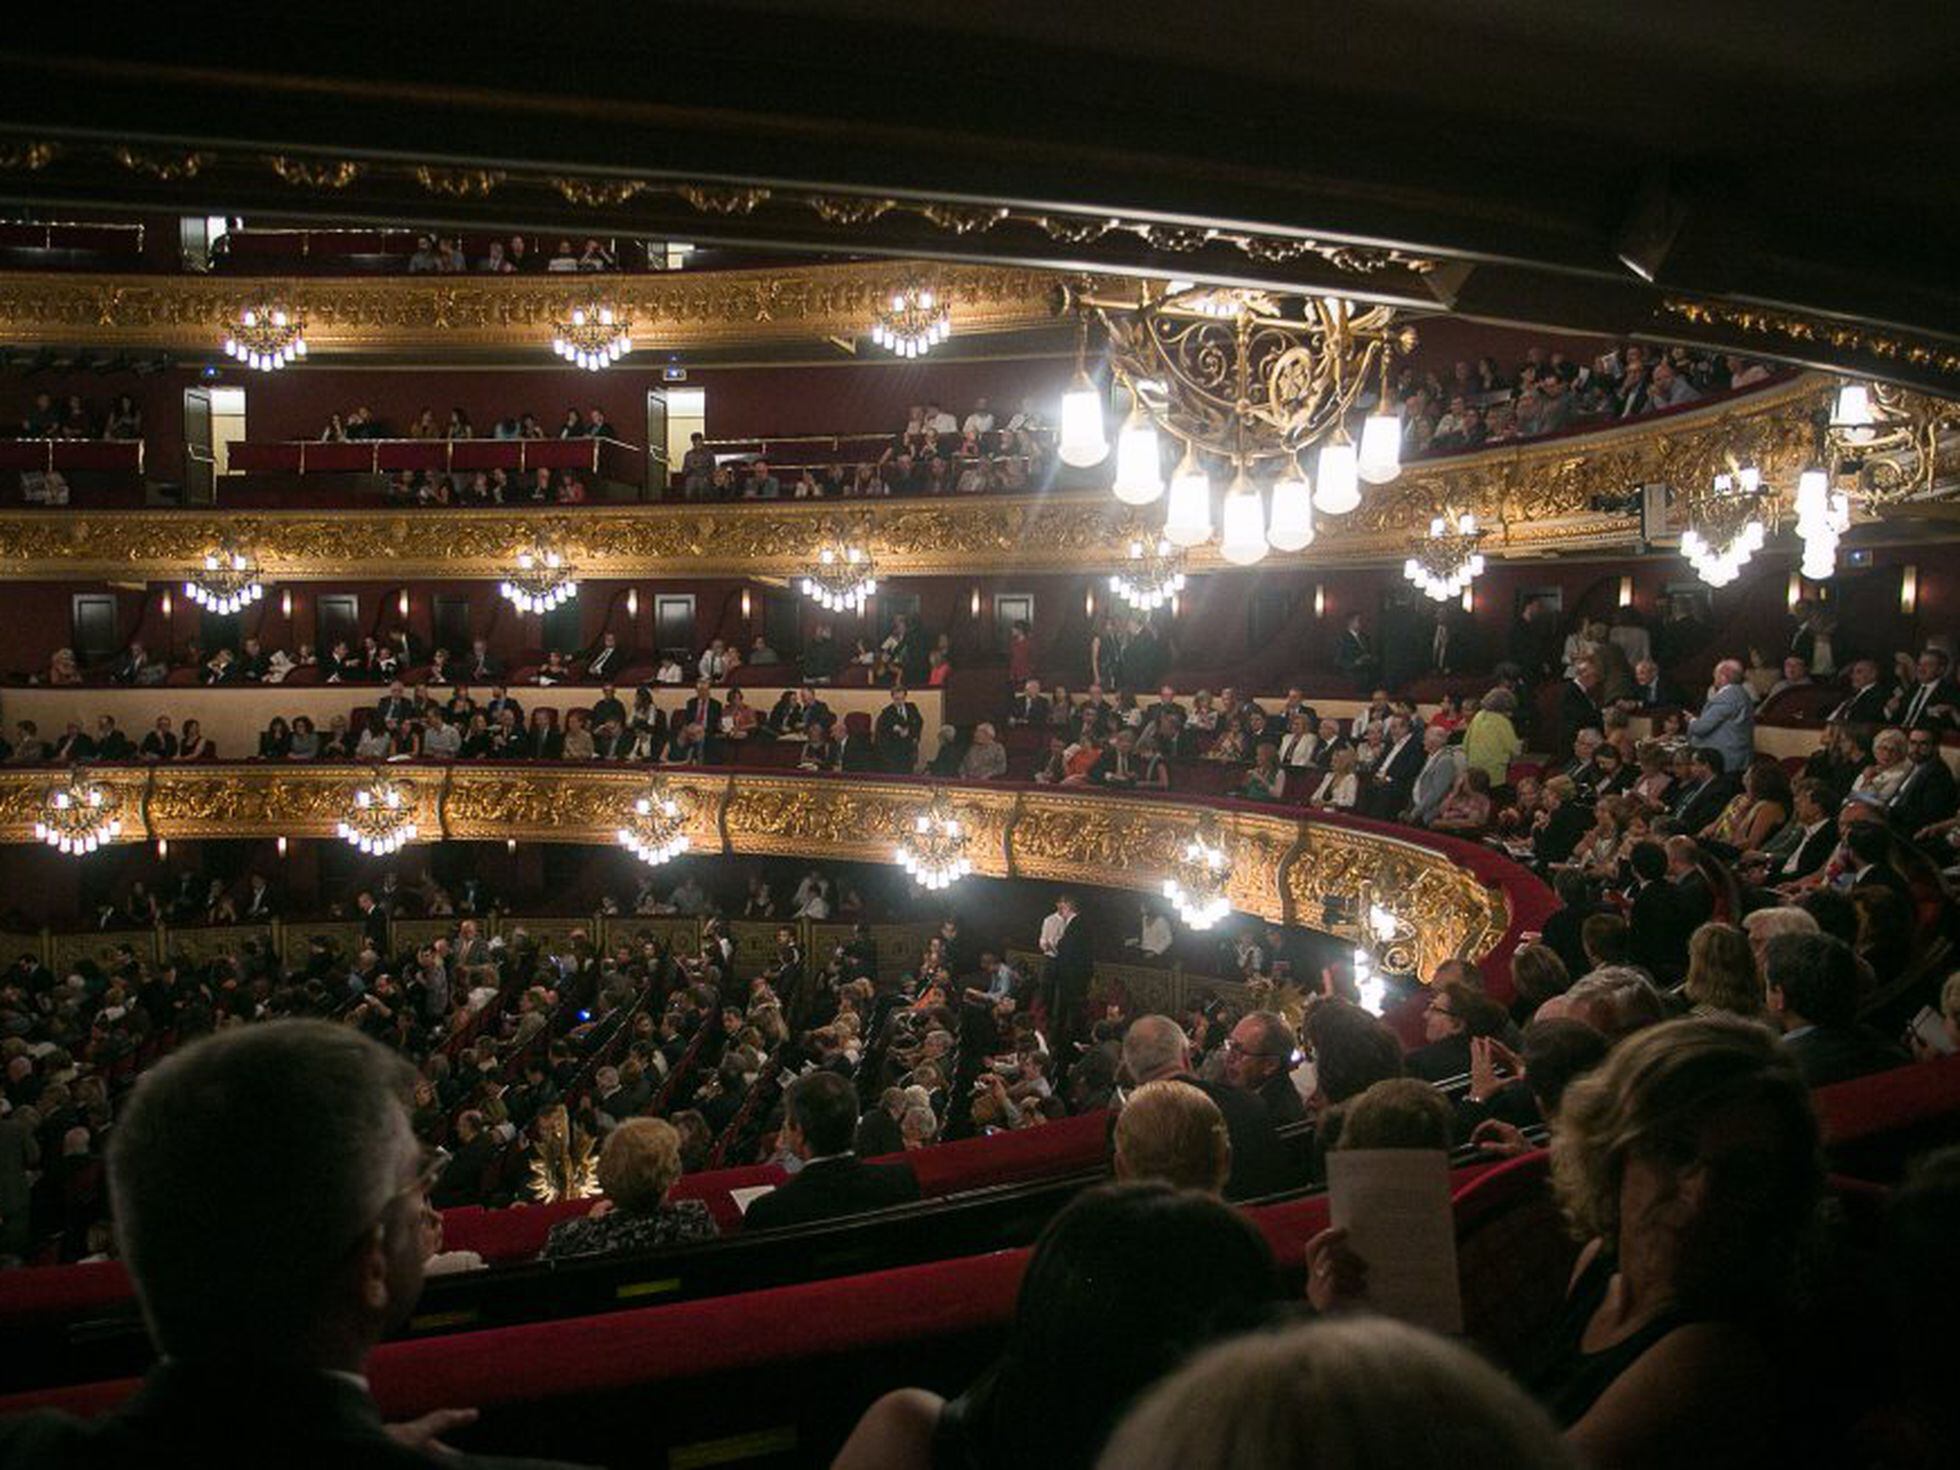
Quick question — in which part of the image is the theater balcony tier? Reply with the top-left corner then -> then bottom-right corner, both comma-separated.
0,765 -> 1527,982
0,376 -> 1844,578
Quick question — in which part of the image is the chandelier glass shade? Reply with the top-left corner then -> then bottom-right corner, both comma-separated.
895,792 -> 974,891
870,284 -> 951,358
34,770 -> 123,855
1109,536 -> 1188,612
1267,459 -> 1316,551
1795,468 -> 1852,580
1821,378 -> 1959,507
337,773 -> 419,856
185,543 -> 266,616
1163,817 -> 1233,931
1111,408 -> 1166,505
617,784 -> 692,868
801,541 -> 879,614
221,303 -> 307,372
1682,466 -> 1769,588
1403,512 -> 1488,602
552,304 -> 633,371
499,545 -> 579,614
1218,470 -> 1269,566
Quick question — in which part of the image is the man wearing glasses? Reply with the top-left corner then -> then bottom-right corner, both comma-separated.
1221,1011 -> 1306,1125
0,1021 -> 585,1466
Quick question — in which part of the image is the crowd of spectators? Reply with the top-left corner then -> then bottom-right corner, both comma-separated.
12,390 -> 143,443
404,233 -> 619,274
1393,340 -> 1784,457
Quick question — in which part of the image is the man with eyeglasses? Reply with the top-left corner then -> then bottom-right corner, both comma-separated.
0,1021 -> 587,1467
1221,1011 -> 1306,1125
1889,727 -> 1959,837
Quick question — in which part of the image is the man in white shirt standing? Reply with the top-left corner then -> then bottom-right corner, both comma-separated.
961,398 -> 995,436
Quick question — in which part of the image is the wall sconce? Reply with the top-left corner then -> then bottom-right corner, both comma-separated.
155,838 -> 169,860
1170,592 -> 1181,618
397,589 -> 410,620
1901,564 -> 1919,615
1312,584 -> 1326,619
740,588 -> 752,621
1617,576 -> 1634,608
160,588 -> 173,618
280,588 -> 293,619
1084,587 -> 1096,619
275,836 -> 288,858
1460,585 -> 1475,614
506,838 -> 518,854
626,588 -> 639,619
969,587 -> 982,620
1787,572 -> 1803,610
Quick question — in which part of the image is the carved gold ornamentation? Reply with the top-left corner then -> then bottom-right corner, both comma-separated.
550,177 -> 649,208
0,141 -> 59,171
265,156 -> 365,190
914,203 -> 1009,235
1036,215 -> 1125,245
0,768 -> 1525,970
0,260 -> 1085,354
110,147 -> 211,181
412,166 -> 507,198
1662,297 -> 1960,379
806,194 -> 897,226
675,184 -> 771,215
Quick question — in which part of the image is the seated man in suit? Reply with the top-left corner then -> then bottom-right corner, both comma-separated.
0,1022 -> 572,1467
1764,930 -> 1908,1087
743,1070 -> 920,1230
1008,677 -> 1050,728
584,631 -> 626,683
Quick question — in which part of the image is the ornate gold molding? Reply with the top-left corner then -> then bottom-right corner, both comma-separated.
0,766 -> 1517,976
1662,297 -> 1960,380
0,260 -> 1080,355
0,374 -> 1847,578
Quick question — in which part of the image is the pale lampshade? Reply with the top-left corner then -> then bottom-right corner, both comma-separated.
1313,438 -> 1362,515
1163,453 -> 1213,547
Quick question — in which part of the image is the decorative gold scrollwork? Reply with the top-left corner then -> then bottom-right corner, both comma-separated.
265,156 -> 364,190
412,166 -> 507,198
805,194 -> 897,226
111,147 -> 211,181
550,177 -> 648,208
0,141 -> 59,172
675,184 -> 771,215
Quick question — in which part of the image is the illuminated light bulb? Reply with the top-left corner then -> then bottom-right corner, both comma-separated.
1111,410 -> 1165,505
1357,405 -> 1403,484
1218,472 -> 1269,565
1162,453 -> 1213,548
1058,375 -> 1108,467
1313,437 -> 1362,515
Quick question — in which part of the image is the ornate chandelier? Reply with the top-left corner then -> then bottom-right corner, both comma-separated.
185,541 -> 266,616
499,544 -> 579,615
1162,816 -> 1232,931
870,284 -> 951,358
221,303 -> 307,372
800,540 -> 878,614
617,783 -> 692,868
551,303 -> 633,371
1681,464 -> 1770,588
337,772 -> 420,856
34,770 -> 124,855
1824,380 -> 1960,506
1403,511 -> 1487,602
1068,284 -> 1412,559
894,792 -> 974,891
1794,467 -> 1852,580
1108,536 -> 1189,613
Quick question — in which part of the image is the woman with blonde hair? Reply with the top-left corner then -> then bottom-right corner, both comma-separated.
1311,745 -> 1362,812
540,1117 -> 717,1259
1681,921 -> 1763,1018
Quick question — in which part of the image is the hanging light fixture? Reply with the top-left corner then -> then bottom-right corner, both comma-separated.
499,542 -> 579,615
1267,455 -> 1316,552
1403,511 -> 1488,602
895,791 -> 974,892
34,770 -> 124,855
221,303 -> 307,372
1356,354 -> 1404,485
869,283 -> 951,358
1111,406 -> 1166,505
1163,815 -> 1233,931
551,303 -> 633,371
1217,467 -> 1269,566
185,540 -> 266,616
1313,431 -> 1362,515
336,772 -> 419,856
1109,536 -> 1188,612
801,538 -> 878,614
1162,449 -> 1214,547
617,782 -> 692,868
1057,309 -> 1109,467
1681,465 -> 1769,589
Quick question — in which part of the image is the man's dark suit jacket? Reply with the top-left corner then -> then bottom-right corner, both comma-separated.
1888,677 -> 1960,734
1373,735 -> 1426,809
1010,694 -> 1050,727
359,904 -> 390,952
1890,756 -> 1959,835
1630,676 -> 1684,708
1557,681 -> 1603,752
0,1359 -> 582,1469
1673,772 -> 1740,837
1627,880 -> 1689,980
1781,1026 -> 1907,1089
1532,802 -> 1593,866
1046,915 -> 1094,1006
584,645 -> 624,680
1166,1073 -> 1286,1201
742,1155 -> 920,1230
1827,684 -> 1890,726
1405,1031 -> 1474,1084
1774,820 -> 1840,882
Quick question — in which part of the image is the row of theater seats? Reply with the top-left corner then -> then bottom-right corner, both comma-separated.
1,1052 -> 1953,1424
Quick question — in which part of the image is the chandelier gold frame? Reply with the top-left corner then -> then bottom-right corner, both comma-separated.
185,540 -> 266,616
1108,534 -> 1188,613
1823,380 -> 1960,505
1681,458 -> 1772,588
499,542 -> 579,615
894,790 -> 974,891
1091,282 -> 1415,470
617,781 -> 693,868
221,302 -> 307,372
551,302 -> 633,371
1403,510 -> 1487,602
869,283 -> 951,358
336,770 -> 420,856
800,530 -> 879,614
33,769 -> 124,855
1162,814 -> 1233,931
